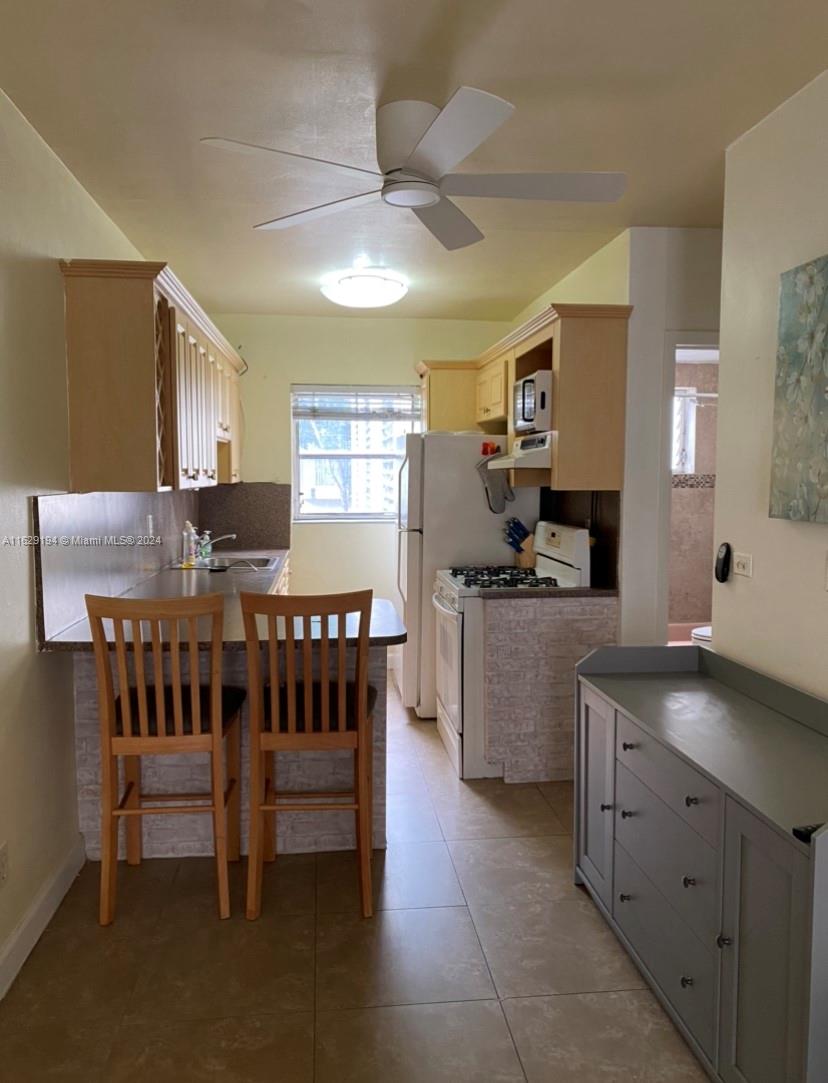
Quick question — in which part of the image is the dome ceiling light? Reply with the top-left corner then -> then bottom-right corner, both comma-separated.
320,265 -> 408,308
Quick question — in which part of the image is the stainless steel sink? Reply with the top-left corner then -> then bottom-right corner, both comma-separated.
202,556 -> 279,571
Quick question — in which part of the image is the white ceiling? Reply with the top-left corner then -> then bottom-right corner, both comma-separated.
2,1 -> 827,319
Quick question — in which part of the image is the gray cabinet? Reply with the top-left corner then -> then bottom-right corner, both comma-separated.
577,688 -> 616,910
719,798 -> 809,1083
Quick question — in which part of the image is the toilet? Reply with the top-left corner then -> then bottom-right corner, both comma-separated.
691,625 -> 712,644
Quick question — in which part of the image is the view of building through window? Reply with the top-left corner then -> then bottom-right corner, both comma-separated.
291,385 -> 423,519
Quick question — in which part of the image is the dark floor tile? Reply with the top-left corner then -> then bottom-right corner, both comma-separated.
105,1013 -> 314,1082
316,906 -> 494,1010
317,840 -> 465,913
0,1018 -> 115,1082
129,912 -> 314,1022
316,1001 -> 524,1082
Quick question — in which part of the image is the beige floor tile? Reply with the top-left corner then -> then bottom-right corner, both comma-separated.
317,840 -> 465,913
448,836 -> 581,908
316,906 -> 495,1009
1,921 -> 148,1024
385,792 -> 443,842
316,1001 -> 525,1083
431,782 -> 568,840
470,895 -> 645,998
386,751 -> 430,796
105,1013 -> 314,1082
503,989 -> 708,1081
129,912 -> 314,1021
0,1018 -> 115,1082
537,780 -> 574,833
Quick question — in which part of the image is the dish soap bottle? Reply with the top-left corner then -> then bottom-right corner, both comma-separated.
181,521 -> 198,568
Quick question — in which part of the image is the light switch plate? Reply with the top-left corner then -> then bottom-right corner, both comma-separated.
733,552 -> 753,577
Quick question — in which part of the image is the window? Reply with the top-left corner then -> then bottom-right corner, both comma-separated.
672,387 -> 697,473
291,385 -> 423,520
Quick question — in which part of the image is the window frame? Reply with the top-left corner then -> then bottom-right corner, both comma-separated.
672,386 -> 697,474
291,383 -> 423,523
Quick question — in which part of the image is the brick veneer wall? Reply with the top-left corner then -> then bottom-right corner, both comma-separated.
484,596 -> 618,782
73,647 -> 387,858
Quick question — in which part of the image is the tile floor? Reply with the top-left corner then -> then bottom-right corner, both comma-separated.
0,681 -> 708,1082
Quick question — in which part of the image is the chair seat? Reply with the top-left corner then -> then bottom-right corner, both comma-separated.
115,685 -> 246,737
263,681 -> 377,733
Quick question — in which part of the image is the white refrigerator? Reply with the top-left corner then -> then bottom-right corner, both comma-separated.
396,432 -> 538,718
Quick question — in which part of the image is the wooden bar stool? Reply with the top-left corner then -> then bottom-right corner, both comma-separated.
240,590 -> 376,919
85,593 -> 244,924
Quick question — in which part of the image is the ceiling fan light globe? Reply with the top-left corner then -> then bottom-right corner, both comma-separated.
381,180 -> 440,208
320,267 -> 408,308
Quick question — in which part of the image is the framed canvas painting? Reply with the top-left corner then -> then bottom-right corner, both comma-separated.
769,255 -> 828,522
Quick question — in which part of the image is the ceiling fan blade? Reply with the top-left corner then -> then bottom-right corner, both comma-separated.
254,190 -> 382,231
413,197 -> 484,250
441,172 -> 627,202
403,87 -> 514,179
200,137 -> 383,182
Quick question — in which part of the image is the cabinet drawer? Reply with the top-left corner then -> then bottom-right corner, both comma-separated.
616,714 -> 720,848
614,843 -> 717,1061
615,763 -> 719,945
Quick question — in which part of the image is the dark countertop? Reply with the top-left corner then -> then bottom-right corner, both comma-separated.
480,587 -> 618,600
43,549 -> 406,650
582,670 -> 828,840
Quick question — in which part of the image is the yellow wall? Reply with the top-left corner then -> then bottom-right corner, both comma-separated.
713,71 -> 828,697
213,313 -> 510,606
0,93 -> 142,956
510,232 -> 631,325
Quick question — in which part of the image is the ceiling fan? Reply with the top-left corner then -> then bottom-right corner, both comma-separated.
202,86 -> 626,251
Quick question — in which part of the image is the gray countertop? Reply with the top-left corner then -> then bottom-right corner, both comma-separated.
43,549 -> 406,650
583,670 -> 828,838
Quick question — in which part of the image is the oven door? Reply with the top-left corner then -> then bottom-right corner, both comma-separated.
432,592 -> 463,735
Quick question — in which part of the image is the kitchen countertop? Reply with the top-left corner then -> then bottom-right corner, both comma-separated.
43,549 -> 407,650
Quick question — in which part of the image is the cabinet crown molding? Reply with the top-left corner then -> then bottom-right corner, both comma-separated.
476,302 -> 633,366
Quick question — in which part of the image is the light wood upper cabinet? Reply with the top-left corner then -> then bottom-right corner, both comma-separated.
475,355 -> 508,424
417,362 -> 478,432
61,260 -> 246,492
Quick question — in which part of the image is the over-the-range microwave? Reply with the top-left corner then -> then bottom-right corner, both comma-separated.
513,370 -> 552,433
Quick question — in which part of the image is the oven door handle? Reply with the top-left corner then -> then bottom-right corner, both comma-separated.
432,592 -> 460,621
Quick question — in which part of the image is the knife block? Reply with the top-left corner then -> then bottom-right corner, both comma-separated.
515,534 -> 535,569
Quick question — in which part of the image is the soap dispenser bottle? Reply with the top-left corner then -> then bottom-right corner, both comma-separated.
181,521 -> 198,568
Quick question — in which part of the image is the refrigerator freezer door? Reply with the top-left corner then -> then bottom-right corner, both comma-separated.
399,529 -> 423,709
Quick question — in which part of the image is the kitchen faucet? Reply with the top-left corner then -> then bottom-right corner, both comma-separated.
209,533 -> 237,547
196,531 -> 237,561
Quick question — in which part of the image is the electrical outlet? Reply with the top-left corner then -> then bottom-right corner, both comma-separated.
733,552 -> 753,577
0,842 -> 8,888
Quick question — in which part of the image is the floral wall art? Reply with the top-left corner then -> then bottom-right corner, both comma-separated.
770,255 -> 828,522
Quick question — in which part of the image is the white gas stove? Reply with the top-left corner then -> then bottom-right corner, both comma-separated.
431,522 -> 591,779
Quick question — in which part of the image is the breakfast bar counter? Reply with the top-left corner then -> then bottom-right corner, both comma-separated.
40,550 -> 406,860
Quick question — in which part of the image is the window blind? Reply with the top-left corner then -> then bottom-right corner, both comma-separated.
291,385 -> 422,422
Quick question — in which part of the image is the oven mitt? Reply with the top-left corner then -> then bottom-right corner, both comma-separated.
476,454 -> 516,514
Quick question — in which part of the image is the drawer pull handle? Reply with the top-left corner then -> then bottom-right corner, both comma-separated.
716,935 -> 733,949
600,803 -> 613,812
622,741 -> 637,751
682,876 -> 697,889
685,795 -> 700,807
618,893 -> 632,902
680,976 -> 694,989
620,809 -> 634,819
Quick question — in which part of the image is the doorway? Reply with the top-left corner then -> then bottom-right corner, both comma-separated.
666,344 -> 719,643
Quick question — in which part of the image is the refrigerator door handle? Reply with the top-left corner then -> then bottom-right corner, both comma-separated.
397,453 -> 409,530
396,528 -> 405,600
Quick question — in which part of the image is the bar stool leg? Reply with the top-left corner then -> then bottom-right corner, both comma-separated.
124,756 -> 142,866
211,749 -> 231,920
99,753 -> 119,926
263,752 -> 276,863
227,719 -> 241,862
246,743 -> 265,920
357,717 -> 373,919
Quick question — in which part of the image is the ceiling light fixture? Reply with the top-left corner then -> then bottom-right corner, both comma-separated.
320,265 -> 408,308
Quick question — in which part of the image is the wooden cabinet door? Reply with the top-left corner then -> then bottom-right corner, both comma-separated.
577,687 -> 616,910
229,372 -> 241,481
488,358 -> 506,418
173,315 -> 198,489
718,797 -> 809,1083
475,369 -> 490,421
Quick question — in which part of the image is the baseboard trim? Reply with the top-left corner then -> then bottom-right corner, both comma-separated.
0,834 -> 86,1001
